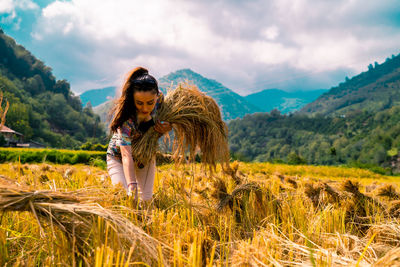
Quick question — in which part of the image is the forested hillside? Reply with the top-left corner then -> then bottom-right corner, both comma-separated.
300,53 -> 400,115
0,29 -> 106,148
229,108 -> 400,166
229,54 -> 400,172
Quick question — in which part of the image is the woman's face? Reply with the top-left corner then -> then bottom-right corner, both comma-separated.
133,91 -> 158,116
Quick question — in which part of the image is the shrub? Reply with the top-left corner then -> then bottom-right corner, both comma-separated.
0,148 -> 106,165
89,157 -> 106,169
287,152 -> 307,165
80,142 -> 107,151
347,161 -> 391,175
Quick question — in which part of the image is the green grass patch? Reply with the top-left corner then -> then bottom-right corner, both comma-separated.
0,148 -> 106,166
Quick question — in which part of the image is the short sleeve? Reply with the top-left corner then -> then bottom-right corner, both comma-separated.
116,120 -> 134,146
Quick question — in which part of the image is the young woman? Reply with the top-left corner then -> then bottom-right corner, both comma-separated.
107,67 -> 172,201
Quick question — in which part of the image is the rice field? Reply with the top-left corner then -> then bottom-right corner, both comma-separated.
0,161 -> 400,266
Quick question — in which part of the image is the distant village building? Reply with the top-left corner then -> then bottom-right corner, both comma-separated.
0,125 -> 45,148
0,125 -> 23,146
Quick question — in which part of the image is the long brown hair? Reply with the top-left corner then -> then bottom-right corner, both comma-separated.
109,67 -> 159,132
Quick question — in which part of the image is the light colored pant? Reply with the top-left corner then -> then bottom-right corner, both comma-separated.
107,155 -> 156,201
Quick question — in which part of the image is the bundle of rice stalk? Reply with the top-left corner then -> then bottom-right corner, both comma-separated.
304,182 -> 341,209
377,184 -> 400,200
0,183 -> 163,263
373,247 -> 400,267
304,182 -> 323,208
216,182 -> 262,212
131,83 -> 229,169
342,180 -> 385,209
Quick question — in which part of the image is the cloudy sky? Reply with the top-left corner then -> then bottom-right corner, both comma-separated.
1,0 -> 400,95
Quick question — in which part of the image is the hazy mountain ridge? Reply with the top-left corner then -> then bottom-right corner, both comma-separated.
158,69 -> 261,120
79,86 -> 116,107
93,100 -> 113,127
244,88 -> 327,113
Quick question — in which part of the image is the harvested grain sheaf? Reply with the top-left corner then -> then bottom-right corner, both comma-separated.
223,161 -> 243,184
284,176 -> 298,189
377,184 -> 400,200
0,180 -> 164,263
304,182 -> 340,208
373,247 -> 400,267
367,223 -> 400,248
388,200 -> 400,218
304,183 -> 323,208
216,182 -> 262,212
131,83 -> 229,169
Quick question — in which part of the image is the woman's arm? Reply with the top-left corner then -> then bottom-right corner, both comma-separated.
117,128 -> 137,195
120,145 -> 136,183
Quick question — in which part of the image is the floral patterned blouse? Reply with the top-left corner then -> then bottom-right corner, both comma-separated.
106,93 -> 163,162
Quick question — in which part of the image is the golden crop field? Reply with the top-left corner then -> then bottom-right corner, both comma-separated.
0,161 -> 399,266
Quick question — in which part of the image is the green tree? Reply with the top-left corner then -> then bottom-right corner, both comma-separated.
26,74 -> 45,95
6,102 -> 33,139
287,152 -> 307,165
53,79 -> 70,98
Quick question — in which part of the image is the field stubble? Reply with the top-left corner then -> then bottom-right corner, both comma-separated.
0,161 -> 399,266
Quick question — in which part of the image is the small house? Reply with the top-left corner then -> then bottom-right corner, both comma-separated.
0,125 -> 24,146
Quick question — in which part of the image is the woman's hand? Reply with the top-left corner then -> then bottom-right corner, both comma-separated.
127,182 -> 138,199
154,120 -> 172,134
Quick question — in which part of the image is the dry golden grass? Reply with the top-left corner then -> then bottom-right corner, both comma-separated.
0,160 -> 400,266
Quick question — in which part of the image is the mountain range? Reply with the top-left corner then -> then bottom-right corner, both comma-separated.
158,69 -> 262,120
84,69 -> 326,122
79,86 -> 116,107
85,69 -> 262,121
244,88 -> 327,113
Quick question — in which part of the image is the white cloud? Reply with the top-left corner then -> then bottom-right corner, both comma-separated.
251,41 -> 297,65
29,0 -> 400,94
0,0 -> 14,13
1,0 -> 39,32
0,0 -> 38,13
17,0 -> 38,10
262,26 -> 279,40
293,32 -> 361,71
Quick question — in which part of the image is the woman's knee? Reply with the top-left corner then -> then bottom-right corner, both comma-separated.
107,157 -> 127,188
